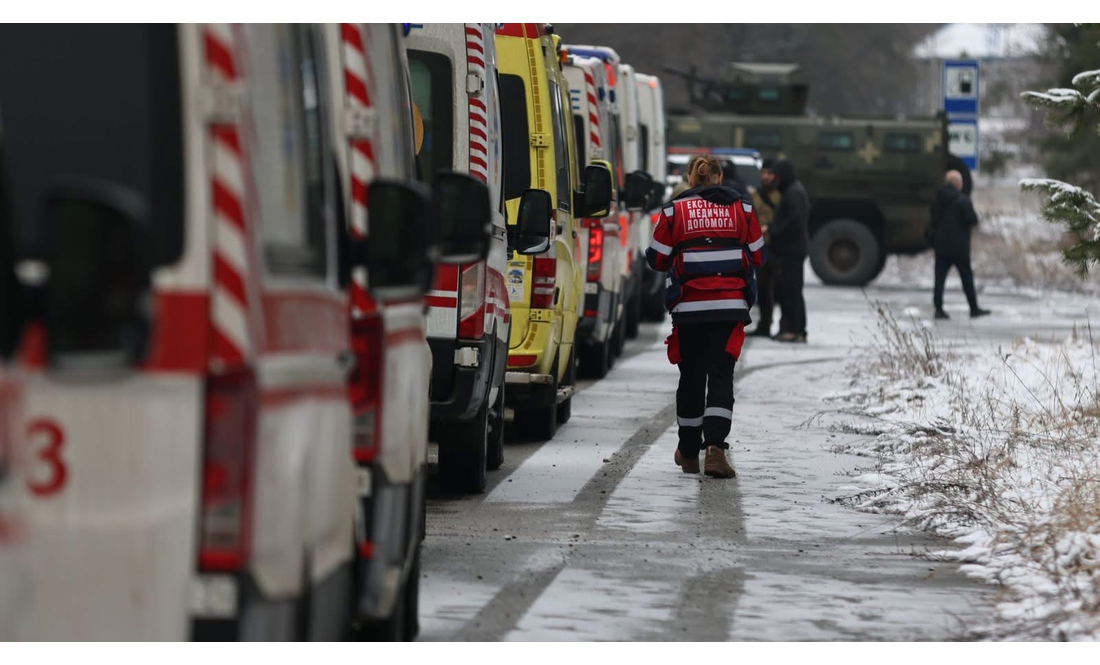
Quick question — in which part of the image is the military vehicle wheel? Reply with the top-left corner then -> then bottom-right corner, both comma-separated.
809,219 -> 882,287
946,153 -> 973,196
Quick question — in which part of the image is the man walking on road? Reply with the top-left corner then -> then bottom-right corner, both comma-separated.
647,155 -> 765,478
769,159 -> 809,343
747,158 -> 782,338
931,170 -> 990,320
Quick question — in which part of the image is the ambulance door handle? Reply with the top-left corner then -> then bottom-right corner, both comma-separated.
336,350 -> 357,374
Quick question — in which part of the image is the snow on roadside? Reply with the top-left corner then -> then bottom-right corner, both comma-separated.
827,306 -> 1100,640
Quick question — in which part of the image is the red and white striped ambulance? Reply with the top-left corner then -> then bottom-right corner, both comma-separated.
0,135 -> 29,640
0,23 -> 478,641
325,22 -> 493,639
404,23 -> 512,494
562,53 -> 627,378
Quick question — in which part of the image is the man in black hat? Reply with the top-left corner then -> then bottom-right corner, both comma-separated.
769,159 -> 809,343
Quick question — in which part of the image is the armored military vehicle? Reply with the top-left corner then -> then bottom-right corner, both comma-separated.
665,62 -> 969,286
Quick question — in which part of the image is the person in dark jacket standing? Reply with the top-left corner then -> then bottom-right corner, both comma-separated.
647,155 -> 765,478
747,158 -> 782,337
768,159 -> 810,343
931,170 -> 990,320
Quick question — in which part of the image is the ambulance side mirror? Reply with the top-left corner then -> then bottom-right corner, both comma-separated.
575,164 -> 613,219
362,179 -> 434,302
623,171 -> 651,212
648,179 -> 665,212
433,171 -> 491,265
39,182 -> 154,377
514,189 -> 553,255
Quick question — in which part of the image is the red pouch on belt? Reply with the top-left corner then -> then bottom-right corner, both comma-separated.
725,322 -> 746,361
665,327 -> 682,365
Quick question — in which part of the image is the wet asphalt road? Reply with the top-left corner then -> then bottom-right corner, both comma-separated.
417,278 -> 1093,641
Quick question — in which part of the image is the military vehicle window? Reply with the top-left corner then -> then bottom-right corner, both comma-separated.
759,88 -> 780,102
244,24 -> 328,278
885,133 -> 922,153
639,123 -> 650,175
548,79 -> 571,213
819,132 -> 854,152
499,74 -> 531,202
0,25 -> 183,264
408,50 -> 454,184
573,115 -> 586,171
745,130 -> 782,150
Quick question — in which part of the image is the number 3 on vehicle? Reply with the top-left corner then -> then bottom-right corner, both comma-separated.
26,418 -> 67,497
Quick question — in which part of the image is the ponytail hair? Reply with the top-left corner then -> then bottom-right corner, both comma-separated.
686,154 -> 723,188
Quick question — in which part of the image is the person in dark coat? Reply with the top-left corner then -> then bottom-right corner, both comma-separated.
931,170 -> 990,320
768,159 -> 810,343
747,158 -> 782,337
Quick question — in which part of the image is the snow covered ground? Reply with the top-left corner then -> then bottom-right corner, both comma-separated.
821,176 -> 1100,640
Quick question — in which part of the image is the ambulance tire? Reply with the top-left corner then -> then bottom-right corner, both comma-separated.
486,383 -> 505,471
625,289 -> 641,339
513,354 -> 559,442
437,399 -> 489,494
402,545 -> 422,641
350,578 -> 407,642
578,336 -> 610,379
610,314 -> 626,358
556,349 -> 575,425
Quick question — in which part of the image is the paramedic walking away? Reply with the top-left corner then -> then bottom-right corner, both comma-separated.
647,155 -> 765,478
931,170 -> 990,320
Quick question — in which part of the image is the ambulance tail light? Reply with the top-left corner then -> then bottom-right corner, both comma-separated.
350,313 -> 384,463
586,225 -> 604,282
199,368 -> 258,572
532,257 -> 556,309
458,263 -> 486,341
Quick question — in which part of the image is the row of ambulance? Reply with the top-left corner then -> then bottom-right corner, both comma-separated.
0,22 -> 667,641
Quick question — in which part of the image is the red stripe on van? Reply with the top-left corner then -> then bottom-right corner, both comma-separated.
214,255 -> 248,307
261,292 -> 349,355
204,31 -> 237,81
341,22 -> 364,52
260,385 -> 349,408
212,180 -> 245,230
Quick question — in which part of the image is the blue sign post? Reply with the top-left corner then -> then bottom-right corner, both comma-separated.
942,59 -> 980,171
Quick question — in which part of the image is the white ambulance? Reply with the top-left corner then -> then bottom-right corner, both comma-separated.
561,45 -> 649,341
635,72 -> 670,322
1,23 -> 484,641
324,22 -> 490,638
562,53 -> 627,378
404,23 -> 512,494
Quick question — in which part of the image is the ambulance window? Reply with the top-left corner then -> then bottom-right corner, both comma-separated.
572,115 -> 586,170
499,74 -> 531,202
407,50 -> 454,184
548,79 -> 571,212
0,25 -> 184,264
243,24 -> 329,278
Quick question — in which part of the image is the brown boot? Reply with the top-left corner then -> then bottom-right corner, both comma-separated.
674,449 -> 700,474
704,445 -> 736,478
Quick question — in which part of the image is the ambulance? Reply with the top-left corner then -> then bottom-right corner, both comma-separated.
635,72 -> 670,322
495,24 -> 613,441
405,23 -> 513,494
0,126 -> 29,640
325,22 -> 490,637
0,23 -> 486,640
561,45 -> 649,341
562,53 -> 626,378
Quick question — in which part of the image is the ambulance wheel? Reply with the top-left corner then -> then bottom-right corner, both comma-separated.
556,349 -> 575,425
351,577 -> 407,641
437,399 -> 489,494
578,337 -> 610,379
513,354 -> 559,441
486,383 -> 505,471
610,314 -> 626,358
402,545 -> 422,641
625,290 -> 641,339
